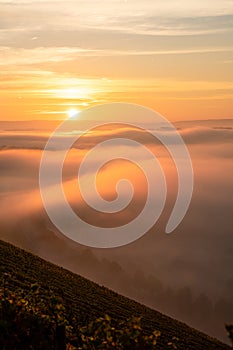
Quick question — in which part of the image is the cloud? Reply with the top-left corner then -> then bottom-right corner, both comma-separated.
1,121 -> 233,153
0,2 -> 232,51
0,118 -> 233,343
0,0 -> 232,95
1,46 -> 233,69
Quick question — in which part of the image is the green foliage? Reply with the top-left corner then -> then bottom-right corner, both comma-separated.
0,274 -> 159,350
0,239 -> 230,350
0,274 -> 67,349
225,325 -> 233,347
74,315 -> 161,349
0,273 -> 179,349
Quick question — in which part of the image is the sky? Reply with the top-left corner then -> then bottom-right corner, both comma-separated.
0,0 -> 233,120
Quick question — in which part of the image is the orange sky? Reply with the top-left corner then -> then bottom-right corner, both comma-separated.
0,0 -> 232,121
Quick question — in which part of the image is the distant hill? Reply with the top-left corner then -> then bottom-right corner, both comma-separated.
0,239 -> 230,349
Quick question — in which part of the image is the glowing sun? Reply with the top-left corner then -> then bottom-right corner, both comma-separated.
67,108 -> 80,119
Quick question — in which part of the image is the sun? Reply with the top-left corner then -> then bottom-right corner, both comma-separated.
67,108 -> 80,119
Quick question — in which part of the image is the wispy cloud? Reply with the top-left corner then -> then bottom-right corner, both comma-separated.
0,0 -> 232,120
1,46 -> 233,68
1,120 -> 233,151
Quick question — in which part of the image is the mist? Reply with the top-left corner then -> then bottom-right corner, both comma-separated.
0,118 -> 232,344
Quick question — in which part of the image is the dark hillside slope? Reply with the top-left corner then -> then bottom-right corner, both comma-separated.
0,239 -> 230,349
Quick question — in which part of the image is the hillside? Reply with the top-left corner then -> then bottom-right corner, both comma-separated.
0,239 -> 231,349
